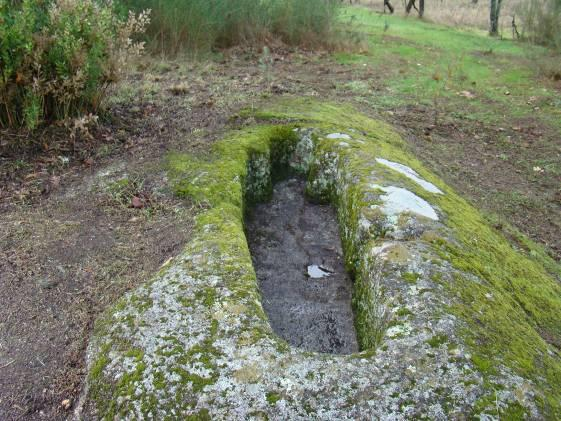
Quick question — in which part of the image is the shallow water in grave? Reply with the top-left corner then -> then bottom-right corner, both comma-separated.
246,178 -> 358,354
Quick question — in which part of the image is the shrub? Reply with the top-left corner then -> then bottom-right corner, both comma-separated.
0,0 -> 150,129
270,0 -> 339,46
518,0 -> 561,50
119,0 -> 341,55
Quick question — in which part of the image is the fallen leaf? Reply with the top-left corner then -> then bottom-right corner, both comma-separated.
131,196 -> 144,209
458,90 -> 475,99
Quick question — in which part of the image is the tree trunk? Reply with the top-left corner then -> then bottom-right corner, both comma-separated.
384,0 -> 394,14
406,0 -> 423,17
489,0 -> 503,36
406,0 -> 415,14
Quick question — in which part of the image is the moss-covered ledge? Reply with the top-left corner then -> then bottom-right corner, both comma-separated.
81,99 -> 561,420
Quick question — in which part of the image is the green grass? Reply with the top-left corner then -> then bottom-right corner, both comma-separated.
426,333 -> 449,348
336,7 -> 560,129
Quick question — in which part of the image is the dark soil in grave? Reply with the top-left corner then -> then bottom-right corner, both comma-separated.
246,178 -> 358,354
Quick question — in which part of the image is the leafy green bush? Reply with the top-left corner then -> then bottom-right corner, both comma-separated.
518,0 -> 561,50
119,0 -> 340,55
0,0 -> 149,129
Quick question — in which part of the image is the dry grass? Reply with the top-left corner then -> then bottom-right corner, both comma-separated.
360,0 -> 523,36
121,0 -> 341,55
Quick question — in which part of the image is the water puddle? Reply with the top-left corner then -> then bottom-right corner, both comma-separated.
246,178 -> 358,354
307,264 -> 332,279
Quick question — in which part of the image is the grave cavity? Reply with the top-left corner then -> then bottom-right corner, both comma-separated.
246,178 -> 358,354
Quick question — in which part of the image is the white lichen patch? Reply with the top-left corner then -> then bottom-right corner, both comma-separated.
371,184 -> 439,222
376,158 -> 443,194
386,322 -> 412,338
326,132 -> 351,140
290,129 -> 314,173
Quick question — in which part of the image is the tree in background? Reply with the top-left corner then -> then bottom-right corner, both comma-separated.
489,0 -> 503,35
519,0 -> 561,49
405,0 -> 425,17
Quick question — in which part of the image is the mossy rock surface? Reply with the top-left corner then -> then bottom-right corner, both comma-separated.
83,99 -> 561,420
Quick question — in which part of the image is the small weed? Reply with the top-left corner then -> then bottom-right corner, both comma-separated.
6,159 -> 31,172
266,391 -> 281,405
494,191 -> 545,213
344,80 -> 370,93
169,83 -> 190,96
96,144 -> 119,159
259,46 -> 273,86
106,176 -> 149,209
402,272 -> 420,284
426,333 -> 448,348
396,307 -> 413,317
107,84 -> 142,107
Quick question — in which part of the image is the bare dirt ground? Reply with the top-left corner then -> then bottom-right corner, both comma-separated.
0,44 -> 559,419
390,104 -> 561,259
0,98 -> 197,419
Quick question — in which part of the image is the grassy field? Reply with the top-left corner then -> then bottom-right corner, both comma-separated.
0,3 -> 560,419
362,0 -> 525,33
338,7 -> 559,123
